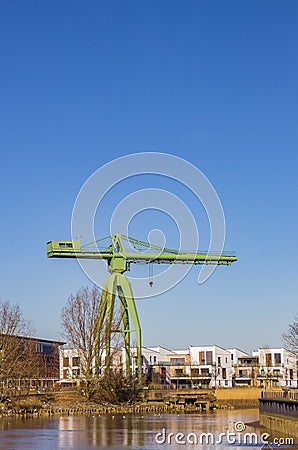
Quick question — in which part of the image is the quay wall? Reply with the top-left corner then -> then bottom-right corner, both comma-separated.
215,387 -> 263,408
259,395 -> 298,438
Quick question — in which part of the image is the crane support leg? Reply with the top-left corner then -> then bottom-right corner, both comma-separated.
96,272 -> 142,385
116,273 -> 142,385
95,274 -> 117,376
118,289 -> 131,382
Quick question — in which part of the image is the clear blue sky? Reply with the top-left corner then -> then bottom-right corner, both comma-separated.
0,1 -> 297,354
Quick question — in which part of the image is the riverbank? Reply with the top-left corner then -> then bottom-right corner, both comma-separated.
0,387 -> 263,418
0,397 -> 213,417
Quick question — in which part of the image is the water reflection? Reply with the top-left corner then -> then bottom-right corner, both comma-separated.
0,409 -> 296,449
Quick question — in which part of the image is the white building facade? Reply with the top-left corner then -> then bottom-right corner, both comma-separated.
253,348 -> 298,388
188,345 -> 234,387
59,344 -> 297,390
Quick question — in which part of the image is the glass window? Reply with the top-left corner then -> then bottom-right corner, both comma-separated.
170,358 -> 185,365
206,351 -> 213,364
59,242 -> 73,248
72,357 -> 80,366
199,351 -> 205,363
72,368 -> 80,378
42,345 -> 53,355
63,357 -> 69,367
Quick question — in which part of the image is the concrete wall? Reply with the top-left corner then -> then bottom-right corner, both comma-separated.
215,387 -> 263,400
260,413 -> 298,438
259,398 -> 298,419
259,398 -> 298,437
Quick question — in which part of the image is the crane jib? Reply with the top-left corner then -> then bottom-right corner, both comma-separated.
46,238 -> 237,266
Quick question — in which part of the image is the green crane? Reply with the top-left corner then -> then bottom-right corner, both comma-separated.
47,233 -> 237,384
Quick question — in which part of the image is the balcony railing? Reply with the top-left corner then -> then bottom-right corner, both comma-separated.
257,373 -> 283,379
235,363 -> 259,368
171,373 -> 212,379
262,390 -> 298,402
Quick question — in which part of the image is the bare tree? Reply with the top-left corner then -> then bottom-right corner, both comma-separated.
282,314 -> 298,355
60,286 -> 123,384
0,300 -> 36,395
61,286 -> 99,382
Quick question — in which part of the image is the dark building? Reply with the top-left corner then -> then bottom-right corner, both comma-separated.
0,334 -> 65,391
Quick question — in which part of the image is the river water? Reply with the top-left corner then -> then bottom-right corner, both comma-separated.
0,409 -> 296,450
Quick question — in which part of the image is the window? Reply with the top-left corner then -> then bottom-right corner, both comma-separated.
170,358 -> 185,365
265,353 -> 272,366
36,343 -> 42,353
239,370 -> 247,377
42,345 -> 53,355
72,357 -> 80,367
153,356 -> 157,364
274,353 -> 281,366
199,351 -> 205,364
63,357 -> 69,367
206,351 -> 213,364
59,242 -> 73,248
63,368 -> 70,379
218,356 -> 221,366
72,368 -> 80,378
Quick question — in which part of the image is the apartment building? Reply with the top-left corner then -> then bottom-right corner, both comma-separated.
226,347 -> 298,388
232,354 -> 260,387
253,348 -> 298,388
58,344 -> 298,390
188,345 -> 233,387
60,346 -> 123,383
127,346 -> 175,384
60,347 -> 83,381
141,345 -> 234,388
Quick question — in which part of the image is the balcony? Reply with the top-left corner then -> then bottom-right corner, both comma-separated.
235,363 -> 259,368
235,374 -> 253,379
257,373 -> 283,379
